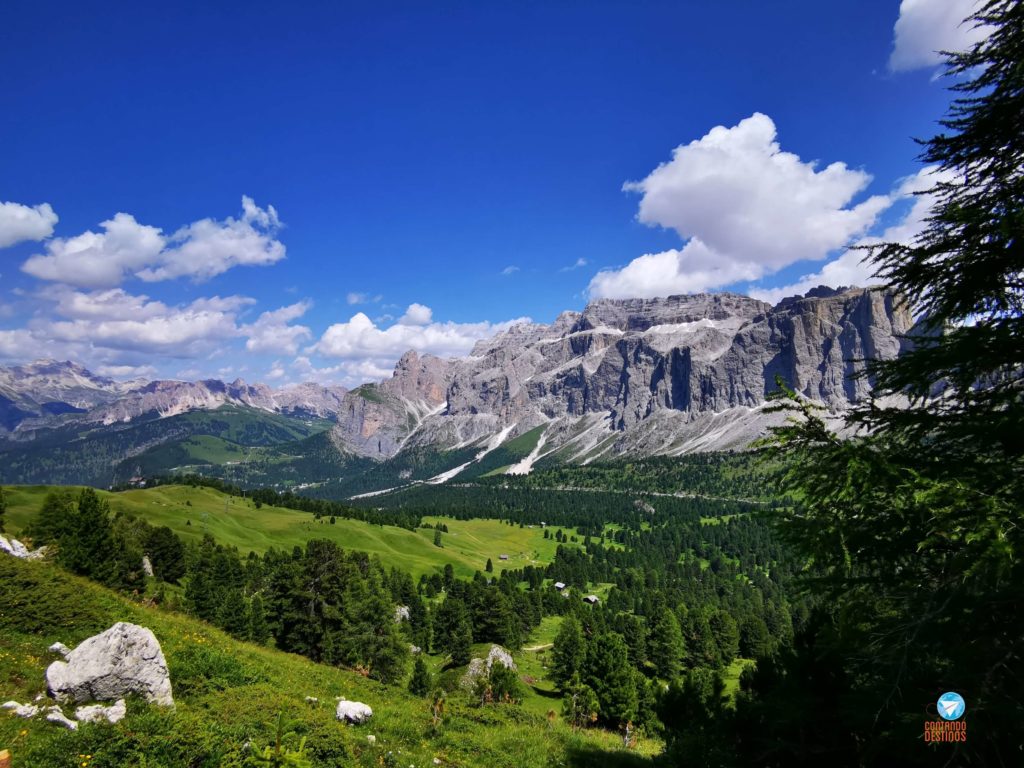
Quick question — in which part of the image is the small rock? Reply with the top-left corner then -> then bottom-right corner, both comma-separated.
366,734 -> 377,745
409,645 -> 421,655
46,622 -> 174,707
44,706 -> 78,730
75,699 -> 127,725
304,696 -> 319,704
394,605 -> 411,622
48,642 -> 71,658
3,701 -> 40,718
335,698 -> 373,724
141,556 -> 154,578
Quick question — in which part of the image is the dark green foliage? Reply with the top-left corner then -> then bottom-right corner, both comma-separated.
0,485 -> 6,532
433,528 -> 442,547
749,3 -> 1024,762
562,674 -> 599,730
479,660 -> 524,704
433,597 -> 473,666
25,488 -> 77,545
551,614 -> 586,688
248,594 -> 271,645
485,557 -> 493,573
708,610 -> 740,665
408,655 -> 432,696
660,668 -> 733,767
647,610 -> 684,681
146,524 -> 187,583
584,633 -> 637,727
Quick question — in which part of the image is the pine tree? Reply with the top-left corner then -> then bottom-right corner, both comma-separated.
562,673 -> 599,730
408,656 -> 432,696
708,610 -> 740,664
218,588 -> 250,638
485,557 -> 493,573
647,610 -> 684,680
759,2 -> 1024,758
584,632 -> 637,727
249,594 -> 271,645
433,529 -> 442,548
551,614 -> 586,688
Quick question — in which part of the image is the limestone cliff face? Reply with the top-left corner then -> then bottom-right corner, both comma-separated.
329,351 -> 456,458
334,287 -> 911,461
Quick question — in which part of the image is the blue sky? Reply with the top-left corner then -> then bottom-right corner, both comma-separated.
0,0 -> 987,386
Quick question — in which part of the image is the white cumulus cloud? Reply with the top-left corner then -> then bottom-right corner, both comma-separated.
890,0 -> 991,72
0,201 -> 58,248
748,166 -> 958,303
22,196 -> 284,288
589,113 -> 890,299
312,304 -> 528,373
242,300 -> 313,355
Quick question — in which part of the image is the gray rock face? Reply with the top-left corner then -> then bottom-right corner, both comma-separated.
460,645 -> 517,691
328,287 -> 911,464
45,622 -> 174,707
335,699 -> 373,724
330,350 -> 456,459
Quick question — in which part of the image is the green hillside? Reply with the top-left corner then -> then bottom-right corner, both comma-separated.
4,485 -> 583,580
0,406 -> 332,488
0,555 -> 658,767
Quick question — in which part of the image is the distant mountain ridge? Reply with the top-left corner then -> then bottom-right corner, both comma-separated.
329,285 -> 911,469
0,286 -> 911,489
0,360 -> 348,434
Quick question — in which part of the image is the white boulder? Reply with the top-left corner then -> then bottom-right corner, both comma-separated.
0,535 -> 47,560
394,605 -> 411,622
335,698 -> 373,724
141,556 -> 154,578
46,622 -> 174,707
44,706 -> 78,730
3,700 -> 40,718
75,699 -> 127,725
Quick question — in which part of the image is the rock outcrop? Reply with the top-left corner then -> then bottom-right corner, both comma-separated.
46,622 -> 174,707
74,699 -> 127,725
335,699 -> 373,724
460,645 -> 517,691
0,535 -> 47,560
325,287 -> 912,465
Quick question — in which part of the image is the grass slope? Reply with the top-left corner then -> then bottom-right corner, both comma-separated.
0,556 -> 657,768
4,485 -> 582,580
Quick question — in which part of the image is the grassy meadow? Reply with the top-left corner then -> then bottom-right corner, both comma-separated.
0,555 -> 660,768
3,485 -> 584,580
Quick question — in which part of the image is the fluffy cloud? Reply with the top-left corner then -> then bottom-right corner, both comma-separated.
748,166 -> 956,303
589,113 -> 890,299
0,201 -> 58,248
501,265 -> 520,275
312,303 -> 528,365
890,0 -> 991,72
21,197 -> 284,288
242,300 -> 313,355
398,303 -> 433,326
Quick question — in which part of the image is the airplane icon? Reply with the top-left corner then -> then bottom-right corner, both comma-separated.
940,700 -> 960,717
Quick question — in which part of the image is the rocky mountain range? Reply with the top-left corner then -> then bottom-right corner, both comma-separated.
330,286 -> 910,470
0,286 -> 911,484
0,360 -> 347,434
